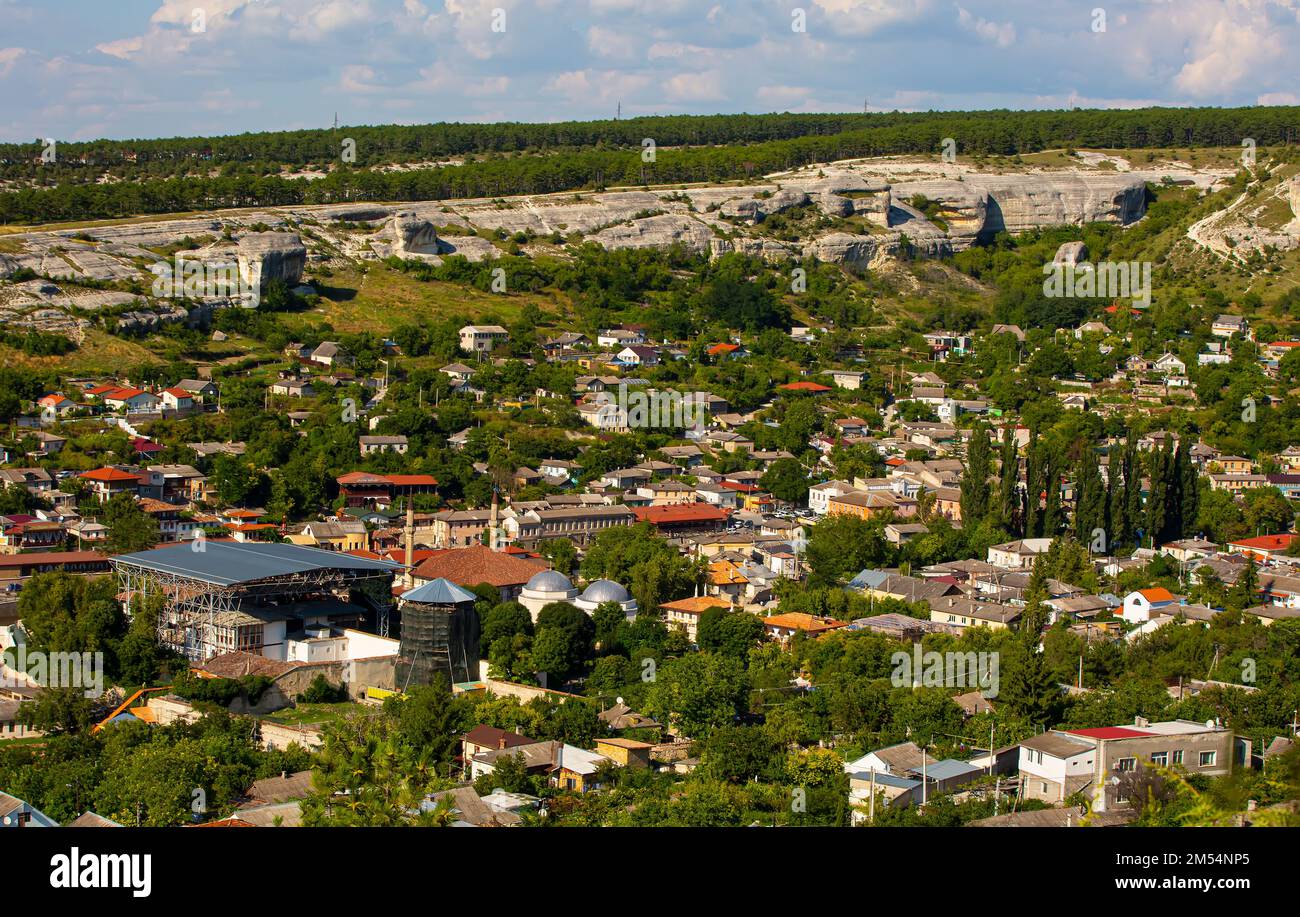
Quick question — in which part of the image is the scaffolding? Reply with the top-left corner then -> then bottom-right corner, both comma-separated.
113,557 -> 396,662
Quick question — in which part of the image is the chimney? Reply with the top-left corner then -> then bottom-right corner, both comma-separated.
403,502 -> 415,589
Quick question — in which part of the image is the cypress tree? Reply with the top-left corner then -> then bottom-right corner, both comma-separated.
1145,440 -> 1170,547
960,421 -> 993,527
1123,437 -> 1142,549
1042,451 -> 1062,536
1024,431 -> 1042,538
1178,440 -> 1200,538
998,428 -> 1020,535
1073,446 -> 1105,545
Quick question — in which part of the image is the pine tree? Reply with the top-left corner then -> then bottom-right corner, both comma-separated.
960,421 -> 993,527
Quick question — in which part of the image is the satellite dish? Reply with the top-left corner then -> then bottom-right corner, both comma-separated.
1206,719 -> 1215,729
616,696 -> 624,705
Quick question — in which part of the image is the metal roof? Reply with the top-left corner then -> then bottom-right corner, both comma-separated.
111,541 -> 400,586
924,759 -> 983,780
402,577 -> 478,605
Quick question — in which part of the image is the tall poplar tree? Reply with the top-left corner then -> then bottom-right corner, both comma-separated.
960,421 -> 993,526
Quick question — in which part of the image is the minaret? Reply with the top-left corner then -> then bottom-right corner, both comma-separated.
403,502 -> 415,588
489,486 -> 499,552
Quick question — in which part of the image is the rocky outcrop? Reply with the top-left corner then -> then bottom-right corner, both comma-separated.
325,206 -> 392,223
591,214 -> 714,256
1054,241 -> 1089,264
792,173 -> 891,225
804,231 -> 953,270
709,238 -> 800,262
392,211 -> 440,255
237,232 -> 307,291
977,174 -> 1146,236
1290,176 -> 1300,222
889,180 -> 987,245
719,188 -> 810,224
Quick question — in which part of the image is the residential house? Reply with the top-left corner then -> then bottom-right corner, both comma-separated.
460,325 -> 510,353
359,435 -> 409,456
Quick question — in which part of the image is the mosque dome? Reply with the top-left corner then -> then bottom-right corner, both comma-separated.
525,570 -> 576,594
581,579 -> 631,604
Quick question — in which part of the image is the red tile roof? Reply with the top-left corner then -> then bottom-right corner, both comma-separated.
1229,534 -> 1296,552
1136,587 -> 1175,603
632,504 -> 729,526
779,381 -> 832,393
79,467 -> 142,483
410,545 -> 547,588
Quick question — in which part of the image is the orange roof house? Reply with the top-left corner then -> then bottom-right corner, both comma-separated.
659,595 -> 735,641
761,613 -> 848,644
779,381 -> 832,393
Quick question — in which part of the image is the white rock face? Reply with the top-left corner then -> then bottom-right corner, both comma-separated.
708,238 -> 800,262
804,231 -> 953,269
1290,176 -> 1300,222
591,214 -> 714,256
976,174 -> 1146,235
792,173 -> 892,224
237,232 -> 308,291
889,180 -> 988,245
1054,241 -> 1089,264
392,211 -> 441,255
719,188 -> 810,224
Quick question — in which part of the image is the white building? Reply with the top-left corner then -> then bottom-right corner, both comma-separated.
809,480 -> 855,515
459,325 -> 509,354
519,570 -> 580,621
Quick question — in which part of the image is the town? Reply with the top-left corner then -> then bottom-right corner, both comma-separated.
1,6 -> 1299,843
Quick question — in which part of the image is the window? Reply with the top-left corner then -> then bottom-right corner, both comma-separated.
1199,751 -> 1217,767
1150,752 -> 1168,766
1116,757 -> 1137,772
1172,750 -> 1183,765
1041,782 -> 1049,793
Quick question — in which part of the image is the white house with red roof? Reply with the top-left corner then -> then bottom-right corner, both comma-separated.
103,389 -> 161,413
160,388 -> 195,411
79,467 -> 144,502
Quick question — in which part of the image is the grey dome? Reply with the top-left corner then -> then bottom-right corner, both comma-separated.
525,570 -> 575,593
581,579 -> 630,604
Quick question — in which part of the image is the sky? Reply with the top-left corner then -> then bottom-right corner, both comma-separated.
2,0 -> 1299,143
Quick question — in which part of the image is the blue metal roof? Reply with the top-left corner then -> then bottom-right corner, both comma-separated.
402,577 -> 478,605
111,541 -> 400,587
847,568 -> 888,591
925,759 -> 983,780
846,771 -> 920,789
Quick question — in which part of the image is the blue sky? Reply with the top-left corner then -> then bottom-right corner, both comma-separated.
2,0 -> 1299,142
